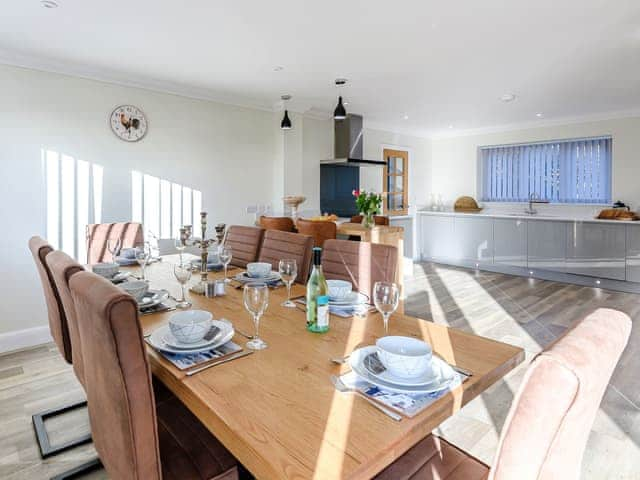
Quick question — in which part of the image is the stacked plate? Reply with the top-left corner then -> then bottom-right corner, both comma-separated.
233,271 -> 281,285
138,289 -> 170,311
349,345 -> 456,394
147,319 -> 234,354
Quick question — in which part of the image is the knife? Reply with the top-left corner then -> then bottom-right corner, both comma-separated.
185,350 -> 254,376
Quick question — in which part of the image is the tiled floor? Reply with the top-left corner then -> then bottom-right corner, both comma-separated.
0,262 -> 638,478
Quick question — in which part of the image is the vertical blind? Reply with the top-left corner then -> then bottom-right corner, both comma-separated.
480,136 -> 612,203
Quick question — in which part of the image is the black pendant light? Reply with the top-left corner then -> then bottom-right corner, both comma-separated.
280,94 -> 292,130
333,79 -> 348,120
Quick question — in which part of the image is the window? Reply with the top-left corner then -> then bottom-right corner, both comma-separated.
131,171 -> 201,239
44,148 -> 103,261
480,136 -> 611,204
383,148 -> 409,215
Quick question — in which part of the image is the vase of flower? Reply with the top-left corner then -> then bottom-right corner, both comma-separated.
352,189 -> 382,229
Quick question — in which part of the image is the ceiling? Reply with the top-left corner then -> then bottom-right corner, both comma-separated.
2,0 -> 640,137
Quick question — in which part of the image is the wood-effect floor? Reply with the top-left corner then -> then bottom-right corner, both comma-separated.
0,262 -> 638,479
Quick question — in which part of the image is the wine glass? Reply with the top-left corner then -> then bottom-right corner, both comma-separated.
173,263 -> 192,309
243,283 -> 269,350
278,259 -> 297,308
135,243 -> 151,281
373,281 -> 400,335
174,235 -> 186,263
219,246 -> 232,283
107,238 -> 122,262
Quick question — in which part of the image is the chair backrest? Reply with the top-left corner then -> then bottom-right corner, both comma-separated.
259,216 -> 295,232
28,236 -> 72,363
224,225 -> 265,268
489,308 -> 631,480
69,271 -> 161,480
47,250 -> 86,387
321,239 -> 398,298
86,222 -> 144,265
258,230 -> 314,284
350,215 -> 390,226
296,218 -> 337,248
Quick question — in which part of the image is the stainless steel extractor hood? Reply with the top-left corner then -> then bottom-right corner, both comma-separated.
321,114 -> 386,166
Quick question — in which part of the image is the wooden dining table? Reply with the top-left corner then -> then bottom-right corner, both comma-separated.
134,255 -> 524,480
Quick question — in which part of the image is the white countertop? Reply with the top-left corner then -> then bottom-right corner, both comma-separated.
417,209 -> 640,224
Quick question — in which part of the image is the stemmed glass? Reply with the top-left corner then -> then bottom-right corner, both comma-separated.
173,263 -> 192,309
373,281 -> 400,335
243,283 -> 269,350
278,259 -> 297,308
174,235 -> 186,264
107,238 -> 122,262
219,246 -> 232,283
135,243 -> 151,281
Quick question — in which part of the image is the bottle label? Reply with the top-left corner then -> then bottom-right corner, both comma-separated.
317,295 -> 329,329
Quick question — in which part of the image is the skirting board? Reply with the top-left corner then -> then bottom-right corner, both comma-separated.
0,326 -> 52,354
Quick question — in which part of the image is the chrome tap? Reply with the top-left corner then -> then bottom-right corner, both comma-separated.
525,193 -> 549,215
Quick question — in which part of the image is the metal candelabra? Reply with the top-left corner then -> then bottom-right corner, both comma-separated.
180,212 -> 219,295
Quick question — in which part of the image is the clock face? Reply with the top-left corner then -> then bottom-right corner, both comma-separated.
110,105 -> 148,142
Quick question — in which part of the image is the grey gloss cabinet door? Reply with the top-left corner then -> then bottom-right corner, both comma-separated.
494,218 -> 527,267
390,217 -> 413,259
527,220 -> 566,271
419,215 -> 455,260
452,217 -> 494,264
626,225 -> 640,282
565,222 -> 626,280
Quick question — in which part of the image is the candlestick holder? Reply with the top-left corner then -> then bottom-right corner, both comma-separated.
180,212 -> 219,295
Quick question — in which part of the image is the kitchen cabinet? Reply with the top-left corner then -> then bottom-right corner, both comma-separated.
494,218 -> 527,267
527,220 -> 566,272
565,222 -> 626,280
626,225 -> 640,282
419,215 -> 455,260
389,216 -> 413,259
453,216 -> 494,264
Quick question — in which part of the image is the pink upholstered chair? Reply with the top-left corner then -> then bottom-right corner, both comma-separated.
223,225 -> 265,268
69,270 -> 239,480
321,239 -> 398,299
374,308 -> 632,480
86,222 -> 143,265
257,230 -> 314,284
28,237 -> 91,458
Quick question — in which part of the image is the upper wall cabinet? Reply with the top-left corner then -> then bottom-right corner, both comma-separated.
494,218 -> 527,267
527,220 -> 566,272
565,222 -> 626,280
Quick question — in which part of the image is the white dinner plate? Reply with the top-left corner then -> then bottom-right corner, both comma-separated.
162,326 -> 221,350
115,256 -> 137,266
329,291 -> 368,306
148,319 -> 234,354
111,271 -> 131,283
138,289 -> 169,310
349,346 -> 456,393
362,352 -> 438,386
235,271 -> 281,283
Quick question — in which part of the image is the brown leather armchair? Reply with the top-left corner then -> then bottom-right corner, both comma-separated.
296,218 -> 337,248
350,215 -> 390,226
259,215 -> 295,232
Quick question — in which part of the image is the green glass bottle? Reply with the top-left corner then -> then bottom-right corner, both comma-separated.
306,247 -> 329,333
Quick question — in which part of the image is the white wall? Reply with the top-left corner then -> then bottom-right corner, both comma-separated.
430,117 -> 640,210
0,64 -> 279,338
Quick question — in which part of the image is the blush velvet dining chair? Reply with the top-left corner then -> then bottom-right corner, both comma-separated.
321,239 -> 398,299
257,230 -> 314,284
223,225 -> 265,268
28,237 -> 92,461
374,307 -> 632,480
85,222 -> 143,265
68,270 -> 240,480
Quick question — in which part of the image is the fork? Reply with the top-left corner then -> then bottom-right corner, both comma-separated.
330,375 -> 402,421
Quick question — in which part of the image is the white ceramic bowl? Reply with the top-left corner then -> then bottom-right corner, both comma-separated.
247,262 -> 272,278
169,310 -> 213,344
120,280 -> 149,302
92,262 -> 119,279
376,336 -> 433,379
327,279 -> 352,300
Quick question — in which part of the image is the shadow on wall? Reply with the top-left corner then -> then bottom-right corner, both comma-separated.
43,148 -> 103,262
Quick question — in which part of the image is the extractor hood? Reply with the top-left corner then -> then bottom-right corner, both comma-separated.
321,114 -> 386,166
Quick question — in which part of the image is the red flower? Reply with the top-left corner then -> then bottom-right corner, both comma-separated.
352,189 -> 360,197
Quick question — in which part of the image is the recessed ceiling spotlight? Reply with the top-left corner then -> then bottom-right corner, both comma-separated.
273,66 -> 284,72
403,115 -> 409,120
536,112 -> 544,118
343,101 -> 349,106
500,93 -> 516,103
448,125 -> 454,129
41,0 -> 58,7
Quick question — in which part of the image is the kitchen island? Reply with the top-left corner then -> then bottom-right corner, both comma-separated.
418,209 -> 640,293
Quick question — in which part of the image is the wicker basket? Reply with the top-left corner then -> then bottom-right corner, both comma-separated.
596,208 -> 639,221
454,196 -> 482,213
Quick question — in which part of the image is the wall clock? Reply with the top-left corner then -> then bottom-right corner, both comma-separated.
110,105 -> 148,142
